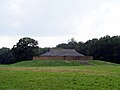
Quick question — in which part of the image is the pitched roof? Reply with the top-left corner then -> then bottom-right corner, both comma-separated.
41,49 -> 84,56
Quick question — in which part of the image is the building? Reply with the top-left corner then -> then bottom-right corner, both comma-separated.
33,49 -> 93,60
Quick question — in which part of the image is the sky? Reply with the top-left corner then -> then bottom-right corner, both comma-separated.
0,0 -> 120,48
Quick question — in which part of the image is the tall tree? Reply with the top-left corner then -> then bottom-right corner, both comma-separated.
12,37 -> 39,62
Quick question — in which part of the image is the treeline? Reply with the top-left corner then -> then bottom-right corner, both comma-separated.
56,35 -> 120,64
0,35 -> 120,64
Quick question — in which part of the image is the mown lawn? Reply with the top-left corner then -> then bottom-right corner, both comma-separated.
0,60 -> 120,90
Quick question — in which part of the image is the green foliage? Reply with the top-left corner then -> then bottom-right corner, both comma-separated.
38,48 -> 50,55
0,64 -> 120,90
56,38 -> 78,49
56,35 -> 120,64
0,47 -> 14,64
12,37 -> 39,62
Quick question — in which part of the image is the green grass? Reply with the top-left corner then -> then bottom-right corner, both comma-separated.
88,60 -> 119,65
11,60 -> 81,67
0,60 -> 120,90
11,60 -> 118,67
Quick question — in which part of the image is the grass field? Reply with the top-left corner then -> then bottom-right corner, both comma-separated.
0,60 -> 120,90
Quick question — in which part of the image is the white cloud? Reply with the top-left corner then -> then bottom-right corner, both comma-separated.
63,0 -> 120,41
92,1 -> 120,37
6,0 -> 26,16
0,35 -> 76,48
0,36 -> 19,48
0,0 -> 120,48
12,22 -> 20,27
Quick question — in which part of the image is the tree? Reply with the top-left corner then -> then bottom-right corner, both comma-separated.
85,38 -> 99,58
12,37 -> 39,62
38,47 -> 50,55
55,35 -> 120,64
0,47 -> 14,64
68,38 -> 78,49
76,41 -> 86,55
56,43 -> 68,49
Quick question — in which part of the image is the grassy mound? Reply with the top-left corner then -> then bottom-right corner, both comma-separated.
11,60 -> 118,67
11,60 -> 81,67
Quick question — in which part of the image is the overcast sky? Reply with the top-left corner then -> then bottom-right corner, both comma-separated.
0,0 -> 120,48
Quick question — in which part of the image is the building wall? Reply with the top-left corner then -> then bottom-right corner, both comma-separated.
33,56 -> 93,60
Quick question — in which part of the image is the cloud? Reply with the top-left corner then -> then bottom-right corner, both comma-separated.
0,36 -> 19,48
1,0 -> 77,36
91,1 -> 120,37
0,35 -> 75,48
0,0 -> 120,47
12,22 -> 20,27
63,0 -> 120,41
6,0 -> 26,16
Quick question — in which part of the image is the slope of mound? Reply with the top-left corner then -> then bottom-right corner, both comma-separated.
11,60 -> 81,67
88,60 -> 119,66
11,60 -> 119,67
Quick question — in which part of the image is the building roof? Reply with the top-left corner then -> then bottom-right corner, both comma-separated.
41,49 -> 84,56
